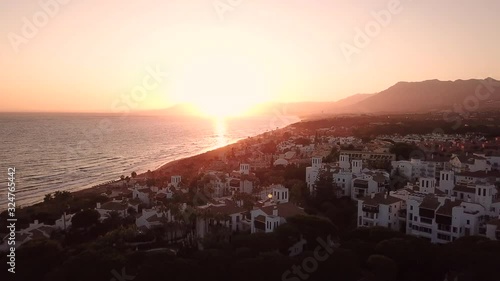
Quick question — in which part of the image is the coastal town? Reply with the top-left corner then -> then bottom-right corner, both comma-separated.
2,114 -> 500,280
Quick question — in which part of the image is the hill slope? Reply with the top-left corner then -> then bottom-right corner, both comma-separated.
345,78 -> 500,113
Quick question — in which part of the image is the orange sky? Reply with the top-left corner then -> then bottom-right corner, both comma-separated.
1,0 -> 499,114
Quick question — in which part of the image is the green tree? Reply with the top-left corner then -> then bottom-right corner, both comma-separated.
366,254 -> 398,281
72,209 -> 100,229
313,169 -> 334,201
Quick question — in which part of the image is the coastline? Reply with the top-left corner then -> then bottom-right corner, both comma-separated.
11,118 -> 299,211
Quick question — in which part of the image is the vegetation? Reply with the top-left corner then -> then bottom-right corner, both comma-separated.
4,222 -> 499,281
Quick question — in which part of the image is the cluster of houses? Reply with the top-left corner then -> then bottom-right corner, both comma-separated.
1,163 -> 305,252
345,150 -> 500,243
4,132 -> 500,252
304,133 -> 500,243
306,152 -> 393,198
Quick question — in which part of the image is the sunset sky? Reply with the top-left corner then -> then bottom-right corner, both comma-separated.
1,0 -> 499,114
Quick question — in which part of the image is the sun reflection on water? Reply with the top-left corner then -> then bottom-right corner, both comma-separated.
214,117 -> 227,148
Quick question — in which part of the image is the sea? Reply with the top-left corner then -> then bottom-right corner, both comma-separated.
0,112 -> 299,209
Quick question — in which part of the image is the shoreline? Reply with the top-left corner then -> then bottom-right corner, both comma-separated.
9,118 -> 299,211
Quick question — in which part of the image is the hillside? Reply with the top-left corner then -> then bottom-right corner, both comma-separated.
344,78 -> 500,114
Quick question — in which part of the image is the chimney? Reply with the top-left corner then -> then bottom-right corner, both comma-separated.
96,202 -> 101,209
34,220 -> 39,225
371,193 -> 375,199
273,206 -> 278,216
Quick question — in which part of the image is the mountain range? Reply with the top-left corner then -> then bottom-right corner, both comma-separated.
146,78 -> 500,117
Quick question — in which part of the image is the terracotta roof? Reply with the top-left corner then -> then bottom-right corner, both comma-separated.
419,196 -> 441,210
129,198 -> 142,205
260,202 -> 306,218
372,174 -> 387,184
353,179 -> 369,187
360,193 -> 402,206
229,179 -> 240,187
457,170 -> 500,178
453,184 -> 475,193
255,215 -> 266,222
205,202 -> 245,215
487,218 -> 500,228
436,199 -> 463,216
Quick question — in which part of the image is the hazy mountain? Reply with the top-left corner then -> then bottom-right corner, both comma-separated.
140,78 -> 500,117
333,93 -> 374,107
344,78 -> 500,114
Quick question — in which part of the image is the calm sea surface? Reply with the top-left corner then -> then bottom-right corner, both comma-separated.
0,113 -> 299,209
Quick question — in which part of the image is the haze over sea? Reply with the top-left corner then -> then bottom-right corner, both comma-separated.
0,112 -> 299,209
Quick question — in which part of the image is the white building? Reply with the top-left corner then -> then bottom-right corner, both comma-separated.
305,157 -> 323,193
357,193 -> 404,231
249,188 -> 306,233
406,195 -> 487,243
96,199 -> 134,218
351,172 -> 388,200
195,199 -> 247,238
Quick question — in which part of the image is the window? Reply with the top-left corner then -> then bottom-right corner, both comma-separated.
453,227 -> 457,233
478,188 -> 481,196
467,220 -> 470,225
414,216 -> 418,221
389,206 -> 392,212
483,189 -> 486,196
410,206 -> 413,211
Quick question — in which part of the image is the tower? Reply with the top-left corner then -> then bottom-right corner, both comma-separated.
352,159 -> 362,174
339,154 -> 350,170
438,170 -> 454,195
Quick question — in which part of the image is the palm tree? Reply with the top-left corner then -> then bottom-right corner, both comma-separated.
43,193 -> 53,203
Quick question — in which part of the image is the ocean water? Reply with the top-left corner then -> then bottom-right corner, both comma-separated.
0,113 -> 299,209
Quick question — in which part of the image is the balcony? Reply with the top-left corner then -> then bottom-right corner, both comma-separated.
420,217 -> 433,225
362,205 -> 379,213
437,224 -> 451,232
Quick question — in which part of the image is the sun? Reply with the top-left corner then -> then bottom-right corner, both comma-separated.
172,53 -> 272,118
